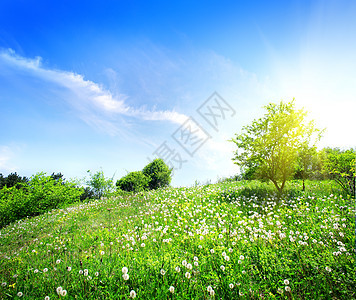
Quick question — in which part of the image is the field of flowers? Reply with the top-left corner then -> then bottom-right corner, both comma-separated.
0,180 -> 354,299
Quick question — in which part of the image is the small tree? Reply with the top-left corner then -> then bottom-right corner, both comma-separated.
142,159 -> 172,189
116,171 -> 149,192
323,148 -> 355,196
294,145 -> 320,191
86,169 -> 115,199
230,100 -> 322,193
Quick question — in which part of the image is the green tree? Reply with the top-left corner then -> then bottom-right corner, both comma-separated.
294,145 -> 321,191
86,169 -> 115,199
116,171 -> 149,193
230,100 -> 322,193
142,159 -> 172,189
323,148 -> 355,196
0,172 -> 28,189
0,173 -> 82,228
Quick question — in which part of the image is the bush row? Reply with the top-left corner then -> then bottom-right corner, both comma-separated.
0,173 -> 83,228
116,158 -> 172,192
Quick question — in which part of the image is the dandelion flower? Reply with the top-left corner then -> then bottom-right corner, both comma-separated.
325,266 -> 332,272
182,260 -> 187,266
61,289 -> 67,297
160,269 -> 166,276
67,267 -> 71,272
169,286 -> 175,293
95,272 -> 99,277
175,266 -> 181,272
122,267 -> 128,274
185,272 -> 191,279
17,292 -> 23,297
122,273 -> 129,280
45,296 -> 50,300
207,286 -> 213,292
100,251 -> 105,255
229,283 -> 234,289
210,249 -> 215,254
284,279 -> 290,285
210,289 -> 215,296
285,286 -> 291,292
79,270 -> 83,274
186,263 -> 192,270
220,265 -> 225,271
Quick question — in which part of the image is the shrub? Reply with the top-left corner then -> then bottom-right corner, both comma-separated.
142,159 -> 172,189
116,171 -> 149,193
0,173 -> 83,228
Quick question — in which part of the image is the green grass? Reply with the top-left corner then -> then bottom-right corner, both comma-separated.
0,180 -> 354,299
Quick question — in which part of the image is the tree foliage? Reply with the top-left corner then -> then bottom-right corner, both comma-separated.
323,148 -> 355,196
116,171 -> 149,193
0,172 -> 29,189
231,100 -> 322,193
142,159 -> 172,190
86,169 -> 115,199
0,173 -> 82,228
294,145 -> 322,190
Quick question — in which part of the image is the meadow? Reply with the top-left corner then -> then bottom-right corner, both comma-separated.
0,180 -> 354,299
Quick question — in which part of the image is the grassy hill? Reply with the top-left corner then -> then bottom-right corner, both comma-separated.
0,180 -> 354,299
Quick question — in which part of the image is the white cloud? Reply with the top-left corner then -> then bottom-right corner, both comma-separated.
0,49 -> 188,134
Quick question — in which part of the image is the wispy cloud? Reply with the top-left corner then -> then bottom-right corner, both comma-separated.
0,49 -> 188,135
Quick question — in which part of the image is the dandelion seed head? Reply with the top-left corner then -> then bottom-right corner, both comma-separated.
130,290 -> 136,298
56,287 -> 63,295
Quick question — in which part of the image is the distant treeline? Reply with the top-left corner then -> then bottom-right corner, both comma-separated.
0,159 -> 172,228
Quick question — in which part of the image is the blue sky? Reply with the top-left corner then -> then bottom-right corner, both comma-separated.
0,0 -> 355,186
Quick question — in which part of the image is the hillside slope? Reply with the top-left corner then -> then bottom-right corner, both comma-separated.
0,181 -> 354,299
